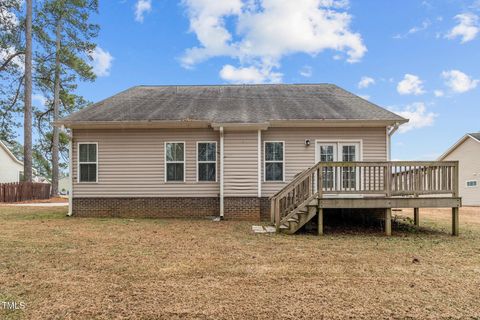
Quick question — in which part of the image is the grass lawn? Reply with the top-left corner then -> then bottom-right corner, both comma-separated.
0,206 -> 479,319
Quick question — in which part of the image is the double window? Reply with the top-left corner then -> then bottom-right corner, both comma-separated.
264,141 -> 284,181
78,143 -> 98,183
165,142 -> 185,182
197,142 -> 217,182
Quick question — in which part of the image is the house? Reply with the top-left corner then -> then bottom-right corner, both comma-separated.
59,175 -> 70,195
0,140 -> 24,183
58,84 -> 461,236
438,133 -> 480,206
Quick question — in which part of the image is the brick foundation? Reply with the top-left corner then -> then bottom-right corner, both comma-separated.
72,197 -> 263,221
260,197 -> 271,221
72,197 -> 220,218
223,197 -> 261,221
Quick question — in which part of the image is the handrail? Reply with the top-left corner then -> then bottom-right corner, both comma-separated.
269,167 -> 311,200
270,161 -> 459,227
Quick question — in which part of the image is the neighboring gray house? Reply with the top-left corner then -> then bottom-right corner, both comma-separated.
439,133 -> 480,206
58,84 -> 408,221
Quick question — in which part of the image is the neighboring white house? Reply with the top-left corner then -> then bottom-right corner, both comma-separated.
59,175 -> 70,195
439,133 -> 480,206
0,140 -> 24,183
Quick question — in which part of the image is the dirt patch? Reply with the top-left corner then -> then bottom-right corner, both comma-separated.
0,206 -> 479,319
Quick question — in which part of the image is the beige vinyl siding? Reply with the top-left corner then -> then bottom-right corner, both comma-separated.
261,127 -> 387,197
73,129 -> 219,197
443,137 -> 480,206
223,130 -> 258,197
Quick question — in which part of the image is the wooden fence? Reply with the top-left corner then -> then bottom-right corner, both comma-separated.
0,182 -> 51,203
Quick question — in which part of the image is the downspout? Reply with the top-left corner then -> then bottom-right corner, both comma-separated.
387,123 -> 400,161
64,126 -> 73,216
257,129 -> 262,198
219,126 -> 224,219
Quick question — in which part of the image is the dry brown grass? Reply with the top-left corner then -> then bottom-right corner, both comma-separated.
1,206 -> 480,319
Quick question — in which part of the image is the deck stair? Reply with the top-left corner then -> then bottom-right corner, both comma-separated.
270,161 -> 461,235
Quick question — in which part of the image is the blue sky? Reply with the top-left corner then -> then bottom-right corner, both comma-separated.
69,0 -> 480,160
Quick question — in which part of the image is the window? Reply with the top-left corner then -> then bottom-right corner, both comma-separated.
197,142 -> 216,182
341,145 -> 357,189
466,180 -> 478,188
165,142 -> 185,182
265,142 -> 284,181
78,143 -> 97,182
319,144 -> 335,189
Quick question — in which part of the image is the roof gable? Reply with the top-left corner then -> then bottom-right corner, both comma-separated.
60,84 -> 407,127
0,141 -> 23,166
438,133 -> 480,160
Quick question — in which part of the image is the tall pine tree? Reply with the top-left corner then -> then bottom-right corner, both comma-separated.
0,0 -> 24,143
34,0 -> 98,195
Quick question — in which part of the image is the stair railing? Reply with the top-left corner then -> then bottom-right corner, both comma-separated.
270,161 -> 459,228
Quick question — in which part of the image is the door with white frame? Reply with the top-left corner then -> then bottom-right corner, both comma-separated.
317,141 -> 361,192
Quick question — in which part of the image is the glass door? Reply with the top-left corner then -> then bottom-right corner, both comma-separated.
338,143 -> 360,190
318,144 -> 337,190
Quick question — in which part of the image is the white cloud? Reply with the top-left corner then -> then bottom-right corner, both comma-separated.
32,94 -> 47,107
358,76 -> 375,89
135,0 -> 152,23
434,90 -> 444,97
392,102 -> 437,133
393,19 -> 431,39
299,65 -> 312,77
219,64 -> 282,84
89,47 -> 114,77
441,69 -> 479,93
357,94 -> 370,100
0,2 -> 20,27
181,0 -> 366,83
445,13 -> 479,43
397,74 -> 425,95
0,46 -> 23,72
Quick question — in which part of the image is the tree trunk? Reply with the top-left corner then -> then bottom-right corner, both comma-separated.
51,21 -> 62,197
23,0 -> 33,182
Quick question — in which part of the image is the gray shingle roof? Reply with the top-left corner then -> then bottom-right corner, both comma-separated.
61,84 -> 406,124
469,133 -> 480,141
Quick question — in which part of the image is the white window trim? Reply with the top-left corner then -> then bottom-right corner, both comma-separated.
466,180 -> 478,188
264,141 -> 285,182
164,141 -> 186,183
196,141 -> 217,182
314,140 -> 363,191
77,142 -> 98,184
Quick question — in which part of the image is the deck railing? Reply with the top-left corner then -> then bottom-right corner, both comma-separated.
270,161 -> 459,227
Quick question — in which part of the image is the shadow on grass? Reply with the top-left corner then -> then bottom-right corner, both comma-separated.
0,208 -> 67,221
296,210 -> 449,237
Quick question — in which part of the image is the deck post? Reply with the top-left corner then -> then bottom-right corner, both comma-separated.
385,208 -> 392,236
452,207 -> 459,236
317,208 -> 323,236
413,208 -> 419,226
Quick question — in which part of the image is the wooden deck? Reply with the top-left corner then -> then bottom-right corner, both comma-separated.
270,161 -> 461,236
